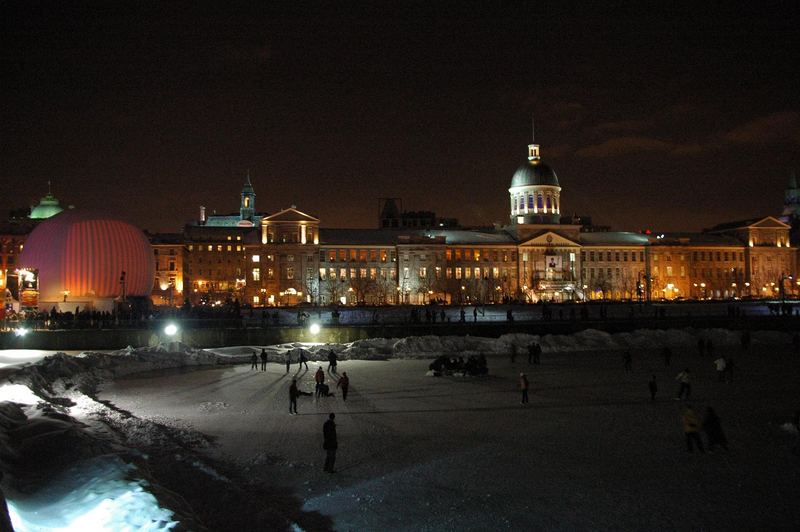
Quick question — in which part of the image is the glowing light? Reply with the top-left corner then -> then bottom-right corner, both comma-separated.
15,328 -> 28,337
309,323 -> 321,335
164,324 -> 178,336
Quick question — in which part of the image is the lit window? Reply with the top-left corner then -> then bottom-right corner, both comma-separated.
252,268 -> 260,281
208,245 -> 213,251
419,267 -> 427,278
403,267 -> 410,279
287,266 -> 294,280
253,295 -> 260,304
252,255 -> 260,262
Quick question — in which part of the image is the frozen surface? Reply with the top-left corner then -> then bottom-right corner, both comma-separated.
1,328 -> 799,531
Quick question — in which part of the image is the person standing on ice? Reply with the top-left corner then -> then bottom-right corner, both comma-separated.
250,350 -> 258,370
675,369 -> 692,400
682,405 -> 704,453
299,349 -> 309,370
519,372 -> 529,404
323,413 -> 338,472
337,372 -> 350,401
289,379 -> 299,415
315,367 -> 326,397
285,351 -> 291,373
648,375 -> 658,401
260,348 -> 268,371
327,350 -> 338,373
714,356 -> 727,382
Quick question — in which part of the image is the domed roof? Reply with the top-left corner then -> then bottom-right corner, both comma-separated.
510,159 -> 559,188
29,192 -> 64,219
19,210 -> 155,302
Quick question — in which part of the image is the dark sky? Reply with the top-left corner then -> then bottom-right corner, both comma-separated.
2,3 -> 799,233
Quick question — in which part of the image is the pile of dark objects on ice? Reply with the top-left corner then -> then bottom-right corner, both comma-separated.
428,354 -> 488,377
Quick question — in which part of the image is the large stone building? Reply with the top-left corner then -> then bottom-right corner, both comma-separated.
2,146 -> 795,309
159,140 -> 797,307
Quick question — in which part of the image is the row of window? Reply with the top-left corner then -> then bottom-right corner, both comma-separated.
188,244 -> 243,252
582,251 -> 644,262
445,249 -> 515,262
511,192 -> 559,214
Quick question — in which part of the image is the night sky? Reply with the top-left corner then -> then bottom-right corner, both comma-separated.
2,3 -> 799,234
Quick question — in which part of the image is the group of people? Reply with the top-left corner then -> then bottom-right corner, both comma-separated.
428,354 -> 488,376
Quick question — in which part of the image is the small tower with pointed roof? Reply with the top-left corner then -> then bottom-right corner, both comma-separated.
240,172 -> 256,221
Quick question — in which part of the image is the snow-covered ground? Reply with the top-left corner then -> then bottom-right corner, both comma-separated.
1,328 -> 799,530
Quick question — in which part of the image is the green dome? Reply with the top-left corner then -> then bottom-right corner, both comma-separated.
29,193 -> 63,219
510,159 -> 559,188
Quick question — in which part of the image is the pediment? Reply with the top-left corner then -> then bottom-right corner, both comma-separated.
518,231 -> 581,247
262,207 -> 319,223
749,216 -> 790,229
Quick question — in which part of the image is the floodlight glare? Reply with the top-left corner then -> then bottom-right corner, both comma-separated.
309,323 -> 321,335
14,328 -> 28,337
164,323 -> 178,336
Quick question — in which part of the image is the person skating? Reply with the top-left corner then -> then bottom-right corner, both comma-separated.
682,405 -> 704,453
337,372 -> 350,401
327,350 -> 338,373
714,356 -> 726,382
250,351 -> 258,370
289,379 -> 299,415
260,348 -> 268,371
315,367 -> 326,398
648,375 -> 658,401
299,350 -> 309,370
285,351 -> 291,373
519,372 -> 529,404
473,307 -> 478,322
675,369 -> 692,400
703,407 -> 728,452
323,413 -> 338,473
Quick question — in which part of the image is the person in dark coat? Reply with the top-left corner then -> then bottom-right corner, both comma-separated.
299,350 -> 309,370
703,407 -> 728,452
250,351 -> 258,370
285,351 -> 291,373
337,372 -> 350,401
289,379 -> 299,415
260,348 -> 268,371
323,413 -> 338,472
519,372 -> 529,404
648,375 -> 658,401
327,350 -> 338,373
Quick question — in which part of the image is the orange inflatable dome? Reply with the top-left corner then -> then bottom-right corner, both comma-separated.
19,210 -> 155,304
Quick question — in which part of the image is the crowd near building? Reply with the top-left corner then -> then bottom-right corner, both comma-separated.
2,141 -> 799,311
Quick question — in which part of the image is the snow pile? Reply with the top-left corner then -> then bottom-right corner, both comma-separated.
6,455 -> 178,531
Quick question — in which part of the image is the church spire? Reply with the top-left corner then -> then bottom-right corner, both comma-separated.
240,171 -> 256,221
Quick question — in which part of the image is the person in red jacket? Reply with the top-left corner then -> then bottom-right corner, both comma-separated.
315,367 -> 326,398
519,372 -> 529,404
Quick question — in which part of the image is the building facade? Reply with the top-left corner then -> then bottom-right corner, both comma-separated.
158,145 -> 797,308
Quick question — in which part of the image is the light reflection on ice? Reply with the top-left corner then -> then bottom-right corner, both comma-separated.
6,455 -> 177,531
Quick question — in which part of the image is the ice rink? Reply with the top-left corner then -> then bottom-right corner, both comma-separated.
99,341 -> 800,531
